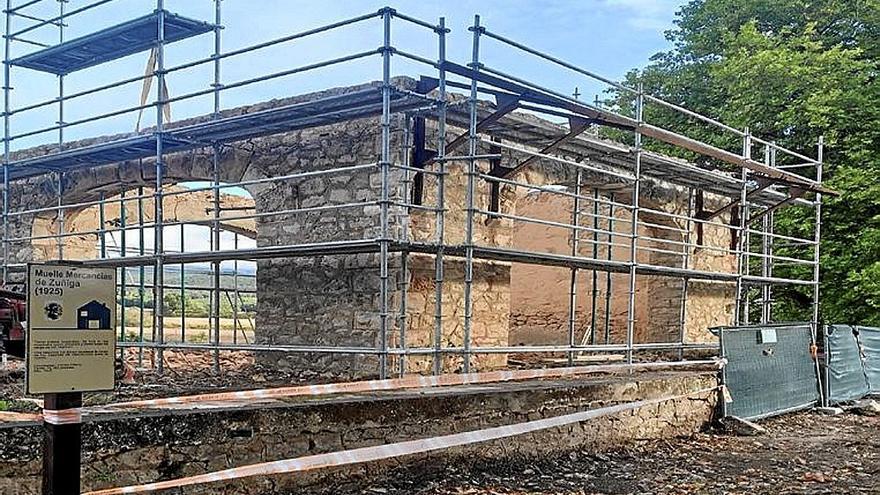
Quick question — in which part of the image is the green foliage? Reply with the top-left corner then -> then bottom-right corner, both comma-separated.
609,0 -> 880,325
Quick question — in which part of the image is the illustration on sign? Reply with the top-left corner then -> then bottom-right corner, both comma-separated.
77,300 -> 111,329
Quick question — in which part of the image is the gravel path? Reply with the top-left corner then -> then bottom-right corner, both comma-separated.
318,411 -> 880,495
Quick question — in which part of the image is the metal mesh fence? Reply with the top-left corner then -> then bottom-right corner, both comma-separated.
720,324 -> 819,420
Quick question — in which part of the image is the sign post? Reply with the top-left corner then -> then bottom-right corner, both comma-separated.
26,263 -> 116,495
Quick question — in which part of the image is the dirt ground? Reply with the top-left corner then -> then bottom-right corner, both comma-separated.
318,411 -> 880,495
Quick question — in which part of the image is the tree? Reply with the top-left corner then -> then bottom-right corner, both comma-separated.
163,292 -> 182,317
609,0 -> 880,324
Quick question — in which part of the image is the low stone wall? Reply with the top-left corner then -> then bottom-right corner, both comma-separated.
0,371 -> 717,494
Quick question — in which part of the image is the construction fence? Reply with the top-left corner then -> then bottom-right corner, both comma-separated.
825,325 -> 880,404
718,323 -> 880,419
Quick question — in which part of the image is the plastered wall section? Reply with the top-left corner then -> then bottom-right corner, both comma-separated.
508,190 -> 735,347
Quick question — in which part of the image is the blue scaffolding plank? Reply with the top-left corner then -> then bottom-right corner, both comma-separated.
8,10 -> 214,75
8,134 -> 193,179
7,87 -> 432,180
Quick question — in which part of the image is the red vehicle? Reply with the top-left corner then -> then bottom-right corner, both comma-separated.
0,288 -> 26,358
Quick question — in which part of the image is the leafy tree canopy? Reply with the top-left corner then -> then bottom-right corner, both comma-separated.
613,0 -> 880,324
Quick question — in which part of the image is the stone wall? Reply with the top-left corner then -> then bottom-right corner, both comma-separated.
5,109 -> 408,378
4,79 -> 739,378
30,186 -> 255,261
406,159 -> 516,372
0,371 -> 717,494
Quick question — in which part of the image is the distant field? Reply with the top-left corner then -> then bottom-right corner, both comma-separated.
117,312 -> 256,344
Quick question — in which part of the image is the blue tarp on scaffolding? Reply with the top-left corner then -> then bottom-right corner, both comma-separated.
721,324 -> 819,420
9,11 -> 214,75
825,325 -> 870,404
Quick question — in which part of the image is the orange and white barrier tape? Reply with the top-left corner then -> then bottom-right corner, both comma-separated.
42,408 -> 82,425
84,385 -> 719,495
0,411 -> 42,425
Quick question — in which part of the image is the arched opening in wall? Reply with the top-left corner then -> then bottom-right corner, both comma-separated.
29,181 -> 259,355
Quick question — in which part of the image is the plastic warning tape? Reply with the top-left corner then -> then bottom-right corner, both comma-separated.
0,411 -> 43,425
42,408 -> 82,425
84,385 -> 719,495
86,359 -> 722,415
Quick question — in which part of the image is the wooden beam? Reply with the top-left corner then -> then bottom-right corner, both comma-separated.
747,188 -> 806,225
500,116 -> 592,179
703,179 -> 773,221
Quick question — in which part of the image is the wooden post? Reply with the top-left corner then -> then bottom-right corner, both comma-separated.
42,392 -> 82,495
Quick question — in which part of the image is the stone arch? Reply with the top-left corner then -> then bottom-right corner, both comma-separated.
31,183 -> 257,262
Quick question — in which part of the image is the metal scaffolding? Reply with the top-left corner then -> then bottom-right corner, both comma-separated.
0,2 -> 826,380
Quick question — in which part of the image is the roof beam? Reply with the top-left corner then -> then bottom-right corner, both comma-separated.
499,116 -> 592,179
702,179 -> 773,221
437,61 -> 834,196
746,188 -> 806,226
444,94 -> 519,155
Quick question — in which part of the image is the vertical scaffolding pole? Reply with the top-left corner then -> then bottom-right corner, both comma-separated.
210,0 -> 223,373
589,187 -> 600,344
232,232 -> 239,344
179,223 -> 186,342
733,130 -> 751,325
397,114 -> 412,377
625,85 -> 644,365
154,1 -> 166,373
603,193 -> 614,344
138,186 -> 145,367
566,170 -> 582,366
119,189 -> 126,359
55,172 -> 64,259
55,0 -> 65,262
2,0 -> 9,286
813,136 -> 825,406
377,7 -> 393,379
462,14 -> 482,374
678,187 -> 693,359
98,192 -> 106,258
432,17 -> 447,375
760,145 -> 772,323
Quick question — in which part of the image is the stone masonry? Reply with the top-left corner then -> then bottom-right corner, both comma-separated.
3,78 -> 737,377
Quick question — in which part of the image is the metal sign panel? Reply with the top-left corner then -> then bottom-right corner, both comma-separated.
26,263 -> 117,394
720,324 -> 819,420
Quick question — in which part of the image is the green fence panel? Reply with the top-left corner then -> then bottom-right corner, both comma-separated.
825,325 -> 869,404
857,326 -> 880,394
721,324 -> 819,420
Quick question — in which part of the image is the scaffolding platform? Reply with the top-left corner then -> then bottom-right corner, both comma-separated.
8,10 -> 214,75
7,86 -> 431,179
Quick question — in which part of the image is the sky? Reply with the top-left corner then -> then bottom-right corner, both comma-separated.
4,0 -> 687,152
4,0 -> 686,259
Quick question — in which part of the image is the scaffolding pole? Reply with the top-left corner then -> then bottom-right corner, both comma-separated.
154,1 -> 167,373
625,85 -> 644,365
566,170 -> 582,365
432,16 -> 447,376
462,14 -> 483,374
377,7 -> 393,379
